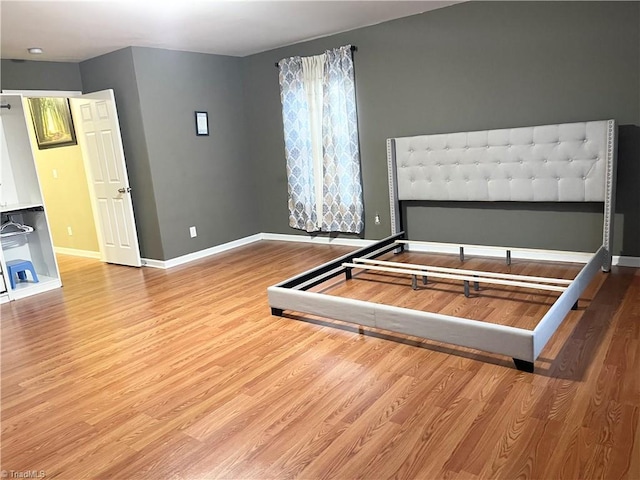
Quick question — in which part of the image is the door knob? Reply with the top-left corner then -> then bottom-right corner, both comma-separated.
118,187 -> 132,194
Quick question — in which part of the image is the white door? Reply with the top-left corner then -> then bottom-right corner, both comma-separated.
70,90 -> 141,267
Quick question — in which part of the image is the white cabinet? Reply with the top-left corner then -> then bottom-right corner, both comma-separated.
0,94 -> 61,302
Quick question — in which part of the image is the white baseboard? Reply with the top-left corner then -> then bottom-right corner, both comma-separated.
262,233 -> 373,248
143,234 -> 263,269
141,258 -> 168,269
613,256 -> 640,268
403,242 -> 595,264
140,232 -> 640,270
405,242 -> 639,267
54,247 -> 101,259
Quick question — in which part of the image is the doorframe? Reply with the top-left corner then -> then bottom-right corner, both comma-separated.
2,89 -> 103,260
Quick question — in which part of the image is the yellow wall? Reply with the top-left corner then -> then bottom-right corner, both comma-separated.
25,99 -> 99,253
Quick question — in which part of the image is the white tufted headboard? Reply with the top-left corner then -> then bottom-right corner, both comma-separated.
386,120 -> 617,268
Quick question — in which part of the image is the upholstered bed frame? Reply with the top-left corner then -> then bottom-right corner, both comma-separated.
268,120 -> 617,372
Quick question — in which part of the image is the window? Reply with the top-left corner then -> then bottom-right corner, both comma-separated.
278,45 -> 364,234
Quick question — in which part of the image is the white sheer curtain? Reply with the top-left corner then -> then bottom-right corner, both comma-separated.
278,45 -> 364,234
278,56 -> 317,232
301,54 -> 325,227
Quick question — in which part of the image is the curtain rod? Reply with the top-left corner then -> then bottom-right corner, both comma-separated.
274,45 -> 357,68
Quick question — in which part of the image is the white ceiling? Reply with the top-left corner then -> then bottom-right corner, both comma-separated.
1,1 -> 458,62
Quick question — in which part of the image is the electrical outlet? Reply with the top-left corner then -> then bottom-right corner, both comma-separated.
67,226 -> 73,236
374,213 -> 381,225
189,226 -> 197,238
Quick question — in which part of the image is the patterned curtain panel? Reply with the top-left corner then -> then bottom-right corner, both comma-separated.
278,57 -> 318,232
321,45 -> 364,234
278,44 -> 364,234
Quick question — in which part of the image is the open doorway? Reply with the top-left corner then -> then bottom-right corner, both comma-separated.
3,89 -> 142,267
8,90 -> 100,259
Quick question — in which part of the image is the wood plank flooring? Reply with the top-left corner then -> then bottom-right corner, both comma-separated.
1,241 -> 638,479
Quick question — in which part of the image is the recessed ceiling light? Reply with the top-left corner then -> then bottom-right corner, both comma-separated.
27,47 -> 43,54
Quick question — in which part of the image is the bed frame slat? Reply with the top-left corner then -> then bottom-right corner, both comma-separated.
343,262 -> 568,293
352,257 -> 573,285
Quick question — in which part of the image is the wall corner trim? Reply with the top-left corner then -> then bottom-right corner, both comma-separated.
142,233 -> 374,269
141,233 -> 639,270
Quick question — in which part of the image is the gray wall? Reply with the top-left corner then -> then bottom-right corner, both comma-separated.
80,47 -> 258,260
80,48 -> 164,260
130,47 -> 259,260
6,47 -> 258,261
2,1 -> 639,260
243,1 -> 640,256
1,59 -> 83,91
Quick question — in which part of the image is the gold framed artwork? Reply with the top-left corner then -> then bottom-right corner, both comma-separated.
27,97 -> 77,149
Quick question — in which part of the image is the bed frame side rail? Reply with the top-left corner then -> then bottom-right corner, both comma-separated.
533,246 -> 605,358
267,287 -> 535,364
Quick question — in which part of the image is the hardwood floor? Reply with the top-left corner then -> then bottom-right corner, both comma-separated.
1,241 -> 638,479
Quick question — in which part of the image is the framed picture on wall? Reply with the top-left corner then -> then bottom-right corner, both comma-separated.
27,97 -> 77,149
195,111 -> 209,136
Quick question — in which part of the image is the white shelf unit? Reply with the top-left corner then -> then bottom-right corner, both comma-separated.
0,94 -> 61,302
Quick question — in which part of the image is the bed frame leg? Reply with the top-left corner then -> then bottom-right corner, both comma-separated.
473,275 -> 479,291
423,275 -> 428,285
345,267 -> 352,280
464,280 -> 470,297
572,300 -> 578,310
506,250 -> 511,265
412,275 -> 418,290
513,358 -> 534,372
271,307 -> 283,316
459,246 -> 465,262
